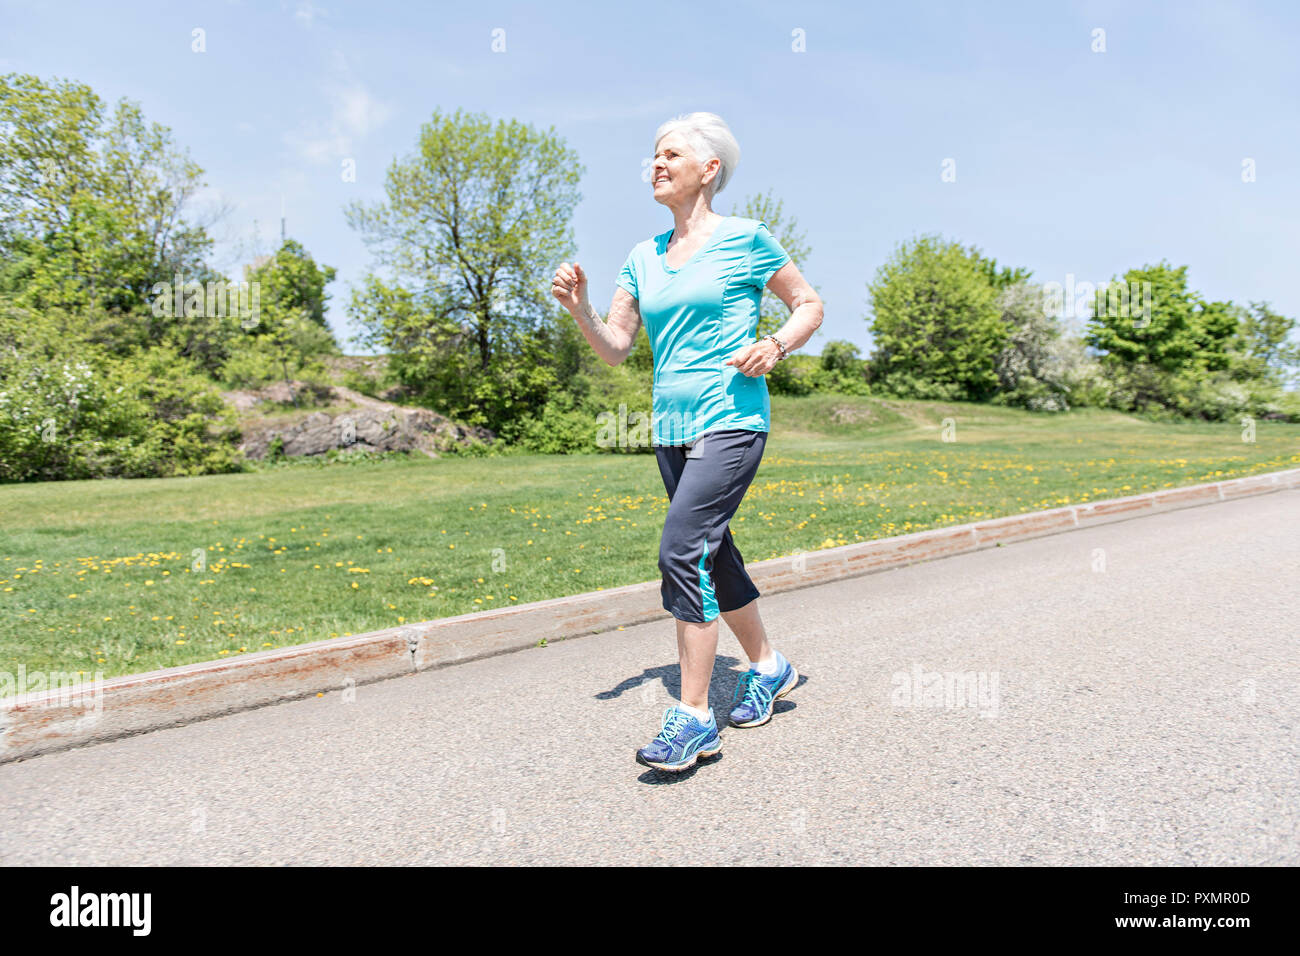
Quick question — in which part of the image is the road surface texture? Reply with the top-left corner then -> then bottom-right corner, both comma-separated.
2,488 -> 1296,865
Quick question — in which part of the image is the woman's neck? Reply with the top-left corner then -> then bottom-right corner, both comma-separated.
669,201 -> 722,241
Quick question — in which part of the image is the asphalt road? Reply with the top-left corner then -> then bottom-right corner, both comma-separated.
2,489 -> 1296,865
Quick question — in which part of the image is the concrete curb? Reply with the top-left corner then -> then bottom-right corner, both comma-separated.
4,466 -> 1297,763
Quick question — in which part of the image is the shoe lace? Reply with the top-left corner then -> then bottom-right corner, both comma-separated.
732,669 -> 774,712
655,707 -> 692,744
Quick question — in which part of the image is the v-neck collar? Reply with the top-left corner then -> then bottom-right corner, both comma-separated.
659,215 -> 732,274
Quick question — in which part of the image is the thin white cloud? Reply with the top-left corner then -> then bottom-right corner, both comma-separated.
293,0 -> 326,27
337,85 -> 388,139
285,52 -> 392,164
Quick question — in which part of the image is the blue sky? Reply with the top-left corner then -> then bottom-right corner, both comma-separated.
2,0 -> 1298,356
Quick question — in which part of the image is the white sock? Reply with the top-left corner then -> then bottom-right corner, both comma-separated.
754,651 -> 781,676
680,702 -> 712,724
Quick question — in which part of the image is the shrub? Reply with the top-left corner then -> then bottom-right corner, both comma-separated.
0,301 -> 243,481
218,334 -> 283,390
767,353 -> 816,396
506,396 -> 600,454
819,339 -> 861,374
1164,370 -> 1286,422
805,366 -> 871,396
339,365 -> 387,397
872,370 -> 966,401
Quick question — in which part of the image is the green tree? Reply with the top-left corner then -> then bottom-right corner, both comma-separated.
624,322 -> 655,373
0,73 -> 101,244
345,109 -> 583,430
0,73 -> 219,328
969,247 -> 1033,291
1189,298 -> 1238,373
1086,262 -> 1244,413
230,239 -> 341,398
1228,301 -> 1300,388
867,235 -> 1007,400
819,339 -> 861,374
246,238 -> 338,328
804,338 -> 870,396
734,188 -> 813,342
1086,263 -> 1199,374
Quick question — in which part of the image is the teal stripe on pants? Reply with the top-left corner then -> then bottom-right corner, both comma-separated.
698,536 -> 719,621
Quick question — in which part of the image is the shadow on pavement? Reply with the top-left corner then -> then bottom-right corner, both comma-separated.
594,655 -> 749,703
627,672 -> 810,784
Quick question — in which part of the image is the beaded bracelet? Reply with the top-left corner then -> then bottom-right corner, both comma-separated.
763,333 -> 789,361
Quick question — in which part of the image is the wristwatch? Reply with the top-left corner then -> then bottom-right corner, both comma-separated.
763,333 -> 789,361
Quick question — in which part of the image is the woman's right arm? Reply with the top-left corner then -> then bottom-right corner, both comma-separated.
552,261 -> 643,367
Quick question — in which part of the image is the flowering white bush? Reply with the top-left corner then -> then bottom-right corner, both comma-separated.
991,283 -> 1085,412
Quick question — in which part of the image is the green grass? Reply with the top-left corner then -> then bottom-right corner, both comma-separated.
3,395 -> 1297,686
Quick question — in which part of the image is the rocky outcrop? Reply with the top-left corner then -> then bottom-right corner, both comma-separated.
221,382 -> 496,460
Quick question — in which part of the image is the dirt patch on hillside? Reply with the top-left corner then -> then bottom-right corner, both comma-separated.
220,381 -> 494,459
829,403 -> 880,425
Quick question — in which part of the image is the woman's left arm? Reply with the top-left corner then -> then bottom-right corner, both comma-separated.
725,261 -> 825,376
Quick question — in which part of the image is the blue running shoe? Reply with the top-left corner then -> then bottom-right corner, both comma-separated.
635,705 -> 722,772
728,652 -> 799,727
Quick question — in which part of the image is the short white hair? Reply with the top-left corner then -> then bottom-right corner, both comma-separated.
653,112 -> 740,198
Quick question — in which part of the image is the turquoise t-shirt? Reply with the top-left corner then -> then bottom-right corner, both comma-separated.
616,216 -> 791,445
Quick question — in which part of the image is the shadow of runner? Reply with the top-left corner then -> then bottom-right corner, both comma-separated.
594,655 -> 748,703
612,668 -> 810,784
637,749 -> 724,784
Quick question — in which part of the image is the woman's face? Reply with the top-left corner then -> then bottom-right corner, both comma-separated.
652,131 -> 717,206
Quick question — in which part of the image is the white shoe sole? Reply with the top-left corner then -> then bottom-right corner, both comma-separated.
637,738 -> 723,773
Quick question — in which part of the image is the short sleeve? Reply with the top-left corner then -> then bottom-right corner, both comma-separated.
616,247 -> 638,299
748,221 -> 791,290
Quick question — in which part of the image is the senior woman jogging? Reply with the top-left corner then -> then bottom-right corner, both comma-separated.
551,112 -> 824,772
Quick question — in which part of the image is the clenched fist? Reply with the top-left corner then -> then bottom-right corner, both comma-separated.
551,261 -> 589,315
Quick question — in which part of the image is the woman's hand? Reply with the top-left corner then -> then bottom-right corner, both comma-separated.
551,261 -> 589,315
726,338 -> 782,376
